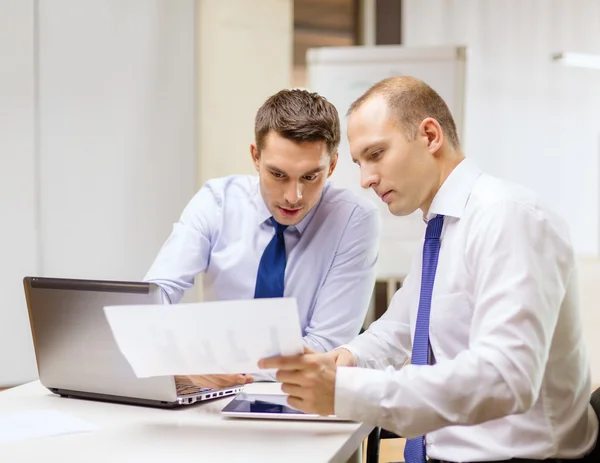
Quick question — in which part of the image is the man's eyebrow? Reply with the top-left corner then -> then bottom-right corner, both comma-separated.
265,164 -> 287,175
265,164 -> 327,176
352,144 -> 375,164
302,166 -> 326,175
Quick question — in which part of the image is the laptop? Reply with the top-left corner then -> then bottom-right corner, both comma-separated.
23,276 -> 244,408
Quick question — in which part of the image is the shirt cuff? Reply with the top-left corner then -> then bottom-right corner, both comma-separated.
334,366 -> 388,423
335,344 -> 364,367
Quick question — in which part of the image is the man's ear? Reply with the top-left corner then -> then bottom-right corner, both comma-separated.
250,143 -> 260,171
327,152 -> 339,177
419,117 -> 443,154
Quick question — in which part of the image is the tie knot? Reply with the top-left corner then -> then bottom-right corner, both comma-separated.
270,217 -> 288,235
425,214 -> 444,240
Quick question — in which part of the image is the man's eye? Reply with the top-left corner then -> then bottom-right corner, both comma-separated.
303,175 -> 318,181
272,172 -> 285,179
371,151 -> 382,159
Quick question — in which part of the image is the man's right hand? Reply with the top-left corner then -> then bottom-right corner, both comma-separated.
177,374 -> 254,390
329,348 -> 357,367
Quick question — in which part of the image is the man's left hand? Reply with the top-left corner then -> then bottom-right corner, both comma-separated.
258,347 -> 337,416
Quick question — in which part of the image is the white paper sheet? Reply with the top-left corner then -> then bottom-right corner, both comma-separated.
103,297 -> 304,378
0,410 -> 96,445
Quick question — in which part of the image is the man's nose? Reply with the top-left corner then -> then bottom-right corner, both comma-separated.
284,181 -> 303,204
360,167 -> 379,190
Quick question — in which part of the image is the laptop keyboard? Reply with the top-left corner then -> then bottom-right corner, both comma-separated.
175,378 -> 211,396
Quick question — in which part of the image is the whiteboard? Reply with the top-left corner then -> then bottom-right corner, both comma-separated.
307,45 -> 466,278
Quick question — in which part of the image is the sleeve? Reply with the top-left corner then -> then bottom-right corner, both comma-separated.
334,201 -> 574,438
302,207 -> 381,352
144,184 -> 220,304
340,269 -> 417,370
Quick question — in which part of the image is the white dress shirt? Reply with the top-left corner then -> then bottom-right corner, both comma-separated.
144,175 -> 380,353
335,159 -> 598,461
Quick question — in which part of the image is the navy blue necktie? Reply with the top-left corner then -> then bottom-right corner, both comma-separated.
254,218 -> 288,299
404,214 -> 444,463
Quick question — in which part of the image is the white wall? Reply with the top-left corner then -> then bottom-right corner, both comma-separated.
0,0 -> 39,386
38,0 -> 196,281
0,0 -> 197,387
403,0 -> 600,384
196,0 -> 293,183
403,0 -> 600,256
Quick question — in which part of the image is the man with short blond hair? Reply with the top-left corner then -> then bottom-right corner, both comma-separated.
262,77 -> 598,463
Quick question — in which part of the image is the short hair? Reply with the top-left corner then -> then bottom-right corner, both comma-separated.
347,76 -> 460,148
254,89 -> 340,155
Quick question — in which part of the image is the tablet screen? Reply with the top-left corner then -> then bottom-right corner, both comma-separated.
221,393 -> 306,415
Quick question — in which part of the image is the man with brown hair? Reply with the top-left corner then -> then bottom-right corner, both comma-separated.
144,89 -> 380,390
261,77 -> 598,463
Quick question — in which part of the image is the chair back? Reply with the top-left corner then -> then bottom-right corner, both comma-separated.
582,387 -> 600,461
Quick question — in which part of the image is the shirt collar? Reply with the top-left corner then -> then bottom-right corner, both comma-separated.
253,183 -> 273,227
252,181 -> 331,236
426,158 -> 482,221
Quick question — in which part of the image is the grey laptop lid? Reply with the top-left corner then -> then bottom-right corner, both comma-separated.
23,276 -> 180,405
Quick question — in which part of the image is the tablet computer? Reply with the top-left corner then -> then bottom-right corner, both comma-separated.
221,393 -> 352,422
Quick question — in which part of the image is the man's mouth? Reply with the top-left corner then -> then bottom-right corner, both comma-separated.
278,206 -> 302,217
379,190 -> 393,203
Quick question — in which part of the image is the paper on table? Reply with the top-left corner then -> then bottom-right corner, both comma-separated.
0,410 -> 96,445
103,297 -> 304,378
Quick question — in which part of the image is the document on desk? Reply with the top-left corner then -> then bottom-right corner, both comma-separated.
0,410 -> 96,445
103,297 -> 304,378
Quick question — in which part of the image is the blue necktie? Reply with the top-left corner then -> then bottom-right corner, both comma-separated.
254,217 -> 288,299
404,214 -> 444,463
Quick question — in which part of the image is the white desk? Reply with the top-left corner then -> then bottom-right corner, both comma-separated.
0,381 -> 372,462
